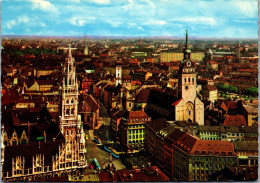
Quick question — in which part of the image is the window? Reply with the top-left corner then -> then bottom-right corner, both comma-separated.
129,103 -> 131,107
12,139 -> 17,145
71,99 -> 74,103
188,78 -> 190,83
66,109 -> 70,115
192,78 -> 194,83
71,108 -> 75,115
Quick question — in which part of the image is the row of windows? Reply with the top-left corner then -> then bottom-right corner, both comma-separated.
128,134 -> 144,139
200,137 -> 221,140
66,99 -> 74,104
129,129 -> 144,134
128,140 -> 144,144
183,77 -> 195,84
65,108 -> 75,115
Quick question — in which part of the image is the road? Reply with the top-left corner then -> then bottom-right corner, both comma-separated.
85,129 -> 125,171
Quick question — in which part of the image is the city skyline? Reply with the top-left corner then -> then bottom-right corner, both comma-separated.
2,0 -> 258,39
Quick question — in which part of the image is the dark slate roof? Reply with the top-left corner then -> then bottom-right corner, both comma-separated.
145,118 -> 168,133
233,141 -> 258,152
136,89 -> 150,103
3,140 -> 64,172
147,89 -> 180,109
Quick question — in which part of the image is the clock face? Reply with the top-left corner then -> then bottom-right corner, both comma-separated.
187,61 -> 191,67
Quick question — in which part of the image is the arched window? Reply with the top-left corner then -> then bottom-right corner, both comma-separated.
184,78 -> 186,83
12,139 -> 17,146
71,99 -> 74,104
188,78 -> 190,83
71,108 -> 75,115
4,140 -> 8,146
69,78 -> 71,85
66,99 -> 69,104
192,78 -> 194,83
66,109 -> 70,115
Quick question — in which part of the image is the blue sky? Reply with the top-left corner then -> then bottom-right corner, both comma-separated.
1,0 -> 258,38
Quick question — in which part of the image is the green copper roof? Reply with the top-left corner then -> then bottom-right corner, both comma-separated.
186,29 -> 189,49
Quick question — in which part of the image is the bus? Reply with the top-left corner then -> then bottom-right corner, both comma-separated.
111,148 -> 119,158
93,158 -> 100,170
103,145 -> 111,153
94,136 -> 101,144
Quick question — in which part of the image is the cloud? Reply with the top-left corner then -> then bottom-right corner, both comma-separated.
6,15 -> 46,29
28,0 -> 59,14
170,17 -> 217,26
88,0 -> 110,5
234,0 -> 258,18
143,19 -> 167,25
69,17 -> 96,26
127,23 -> 144,31
140,0 -> 155,8
234,19 -> 257,24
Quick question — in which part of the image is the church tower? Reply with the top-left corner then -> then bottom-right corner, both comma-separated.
59,41 -> 87,168
115,60 -> 122,86
178,30 -> 196,102
176,30 -> 204,125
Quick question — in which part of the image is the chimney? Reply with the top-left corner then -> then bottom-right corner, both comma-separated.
155,169 -> 159,176
38,141 -> 41,149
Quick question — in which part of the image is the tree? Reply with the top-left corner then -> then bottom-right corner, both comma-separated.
245,87 -> 258,97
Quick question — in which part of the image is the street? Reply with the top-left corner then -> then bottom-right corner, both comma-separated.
85,129 -> 125,171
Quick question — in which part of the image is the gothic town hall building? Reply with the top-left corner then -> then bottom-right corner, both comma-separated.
1,42 -> 87,182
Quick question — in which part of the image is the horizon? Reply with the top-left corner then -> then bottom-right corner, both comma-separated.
1,34 -> 258,41
2,0 -> 258,39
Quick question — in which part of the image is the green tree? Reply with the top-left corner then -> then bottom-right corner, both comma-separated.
245,87 -> 258,97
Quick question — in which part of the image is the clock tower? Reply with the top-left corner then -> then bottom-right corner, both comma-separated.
178,30 -> 197,101
115,59 -> 122,86
176,30 -> 204,125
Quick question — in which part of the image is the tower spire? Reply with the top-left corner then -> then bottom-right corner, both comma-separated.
68,39 -> 72,58
183,29 -> 191,61
186,29 -> 189,49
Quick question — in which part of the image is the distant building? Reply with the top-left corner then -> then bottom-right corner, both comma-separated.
233,141 -> 258,167
160,51 -> 204,62
131,52 -> 147,57
197,125 -> 258,141
201,85 -> 218,106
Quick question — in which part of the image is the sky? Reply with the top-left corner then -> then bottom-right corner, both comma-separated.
1,0 -> 258,38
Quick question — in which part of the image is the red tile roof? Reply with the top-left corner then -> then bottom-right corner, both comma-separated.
190,140 -> 236,156
98,166 -> 170,182
203,85 -> 218,91
174,133 -> 236,156
223,115 -> 247,127
128,111 -> 149,119
171,98 -> 183,106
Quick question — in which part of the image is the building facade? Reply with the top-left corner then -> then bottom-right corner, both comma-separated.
119,111 -> 151,153
58,41 -> 87,168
